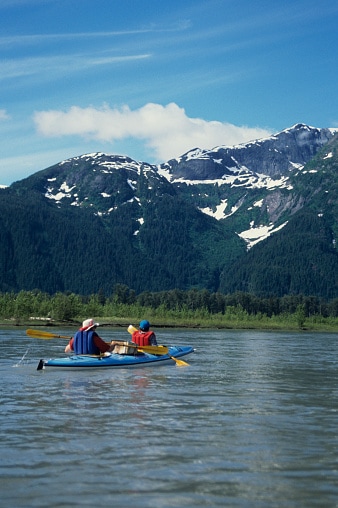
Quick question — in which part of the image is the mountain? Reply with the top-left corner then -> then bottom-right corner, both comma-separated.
0,123 -> 337,298
160,123 -> 334,180
159,123 -> 336,248
1,155 -> 241,294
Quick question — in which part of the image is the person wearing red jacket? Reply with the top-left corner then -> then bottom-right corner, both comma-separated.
132,320 -> 158,347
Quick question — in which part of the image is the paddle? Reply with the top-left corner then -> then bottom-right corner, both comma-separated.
26,328 -> 169,355
127,325 -> 189,367
27,329 -> 72,340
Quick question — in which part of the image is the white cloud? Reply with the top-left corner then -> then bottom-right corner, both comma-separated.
0,53 -> 150,82
33,102 -> 272,161
0,109 -> 10,120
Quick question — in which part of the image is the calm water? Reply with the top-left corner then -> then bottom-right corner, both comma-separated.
1,327 -> 338,507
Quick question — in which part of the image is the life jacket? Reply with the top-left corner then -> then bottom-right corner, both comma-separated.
132,330 -> 155,347
73,330 -> 100,355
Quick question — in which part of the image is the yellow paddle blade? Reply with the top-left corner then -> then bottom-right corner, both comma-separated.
26,329 -> 71,340
128,324 -> 138,334
113,340 -> 169,355
136,345 -> 169,355
170,356 -> 190,367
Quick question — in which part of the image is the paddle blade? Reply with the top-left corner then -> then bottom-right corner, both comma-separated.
170,356 -> 190,367
137,345 -> 169,355
26,329 -> 71,340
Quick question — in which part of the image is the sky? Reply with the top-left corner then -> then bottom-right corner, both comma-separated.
1,0 -> 338,186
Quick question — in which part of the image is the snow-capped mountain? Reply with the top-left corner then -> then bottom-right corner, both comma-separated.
1,123 -> 337,297
160,123 -> 335,181
158,123 -> 337,248
22,123 -> 336,249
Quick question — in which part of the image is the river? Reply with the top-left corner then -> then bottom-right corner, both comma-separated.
1,327 -> 337,507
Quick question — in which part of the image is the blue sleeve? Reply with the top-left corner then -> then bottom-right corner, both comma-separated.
149,333 -> 157,345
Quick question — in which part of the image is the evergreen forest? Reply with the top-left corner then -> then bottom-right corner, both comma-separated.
1,286 -> 337,331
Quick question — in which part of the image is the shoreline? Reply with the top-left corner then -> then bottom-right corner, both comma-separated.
2,319 -> 338,333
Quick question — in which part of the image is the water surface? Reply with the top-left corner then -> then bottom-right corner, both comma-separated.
1,327 -> 337,507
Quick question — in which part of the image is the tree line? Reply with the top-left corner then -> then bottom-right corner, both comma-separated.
0,285 -> 337,324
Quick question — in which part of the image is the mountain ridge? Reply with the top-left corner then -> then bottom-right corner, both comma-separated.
1,123 -> 337,297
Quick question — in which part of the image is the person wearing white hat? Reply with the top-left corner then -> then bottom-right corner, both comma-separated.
65,318 -> 113,355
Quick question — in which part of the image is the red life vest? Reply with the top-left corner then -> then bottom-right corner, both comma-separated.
132,330 -> 155,347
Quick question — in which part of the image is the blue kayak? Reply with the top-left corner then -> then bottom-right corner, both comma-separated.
37,345 -> 194,370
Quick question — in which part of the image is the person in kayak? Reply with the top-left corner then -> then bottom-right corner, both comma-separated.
132,320 -> 158,347
65,318 -> 113,355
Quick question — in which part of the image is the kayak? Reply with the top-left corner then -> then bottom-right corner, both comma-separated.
37,345 -> 194,370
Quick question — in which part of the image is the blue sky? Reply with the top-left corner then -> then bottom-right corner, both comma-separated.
1,0 -> 338,186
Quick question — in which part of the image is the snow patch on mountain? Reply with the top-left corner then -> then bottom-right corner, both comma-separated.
45,181 -> 76,202
238,221 -> 288,249
59,152 -> 151,176
200,199 -> 228,219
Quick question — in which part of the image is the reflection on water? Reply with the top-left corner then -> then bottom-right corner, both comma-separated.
1,327 -> 338,507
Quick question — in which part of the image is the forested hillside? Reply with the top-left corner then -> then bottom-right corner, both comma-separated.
0,183 -> 243,294
220,210 -> 337,298
0,125 -> 337,299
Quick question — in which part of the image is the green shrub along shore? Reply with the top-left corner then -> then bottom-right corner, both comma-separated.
0,287 -> 337,332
